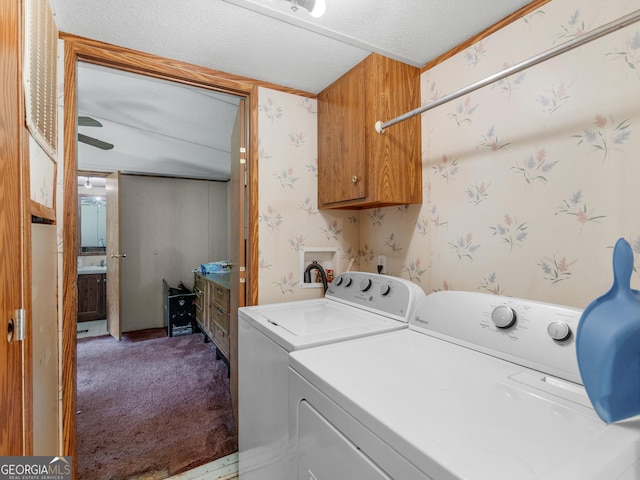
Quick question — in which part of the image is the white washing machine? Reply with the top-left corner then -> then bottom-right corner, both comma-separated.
238,271 -> 425,480
289,291 -> 640,480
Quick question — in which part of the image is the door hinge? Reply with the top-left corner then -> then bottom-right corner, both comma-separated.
15,309 -> 26,341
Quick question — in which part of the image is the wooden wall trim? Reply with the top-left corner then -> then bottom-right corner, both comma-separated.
421,0 -> 551,72
61,38 -> 78,471
30,201 -> 56,223
59,32 -> 317,99
247,86 -> 260,306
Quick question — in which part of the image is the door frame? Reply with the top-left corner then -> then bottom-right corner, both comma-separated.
1,0 -> 31,455
61,35 -> 261,468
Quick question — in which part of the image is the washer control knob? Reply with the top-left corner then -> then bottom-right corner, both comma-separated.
491,305 -> 516,329
380,284 -> 391,296
335,276 -> 344,286
360,278 -> 372,292
344,277 -> 353,287
548,321 -> 571,341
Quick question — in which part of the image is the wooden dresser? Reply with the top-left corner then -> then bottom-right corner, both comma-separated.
194,272 -> 231,362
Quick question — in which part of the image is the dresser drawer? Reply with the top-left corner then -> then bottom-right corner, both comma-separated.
213,323 -> 229,358
193,273 -> 206,314
213,303 -> 230,331
213,285 -> 230,311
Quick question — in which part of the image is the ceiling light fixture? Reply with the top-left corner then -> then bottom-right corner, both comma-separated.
85,177 -> 92,189
286,0 -> 326,17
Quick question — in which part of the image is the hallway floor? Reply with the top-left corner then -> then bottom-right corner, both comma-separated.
77,321 -> 239,480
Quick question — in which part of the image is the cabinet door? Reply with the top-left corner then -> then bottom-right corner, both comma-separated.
317,54 -> 421,209
318,61 -> 366,206
99,273 -> 107,318
364,54 -> 422,207
77,274 -> 105,322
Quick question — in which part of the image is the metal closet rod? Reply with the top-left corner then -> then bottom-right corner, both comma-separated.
375,8 -> 640,134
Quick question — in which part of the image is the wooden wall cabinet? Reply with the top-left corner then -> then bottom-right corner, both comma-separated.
77,273 -> 107,322
317,53 -> 422,209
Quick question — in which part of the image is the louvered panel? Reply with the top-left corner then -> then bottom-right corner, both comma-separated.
24,0 -> 58,161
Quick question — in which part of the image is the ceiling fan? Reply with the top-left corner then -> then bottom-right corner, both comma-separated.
78,116 -> 114,150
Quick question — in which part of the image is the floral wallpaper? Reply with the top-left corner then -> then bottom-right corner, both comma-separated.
30,136 -> 56,209
259,0 -> 640,310
257,88 -> 359,304
366,0 -> 640,308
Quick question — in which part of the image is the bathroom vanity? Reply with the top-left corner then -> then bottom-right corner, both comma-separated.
77,266 -> 107,322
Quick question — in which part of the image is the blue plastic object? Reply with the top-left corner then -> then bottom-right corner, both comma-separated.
200,261 -> 230,274
576,238 -> 640,423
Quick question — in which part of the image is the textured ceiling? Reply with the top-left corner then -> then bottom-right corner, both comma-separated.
51,0 -> 534,180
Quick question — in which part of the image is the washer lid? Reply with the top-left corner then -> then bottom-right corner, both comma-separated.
290,330 -> 640,480
239,299 -> 406,351
263,302 -> 374,335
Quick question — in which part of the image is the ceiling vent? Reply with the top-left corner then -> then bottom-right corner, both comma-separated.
24,0 -> 58,161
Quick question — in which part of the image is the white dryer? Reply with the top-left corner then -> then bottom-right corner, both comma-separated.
238,272 -> 425,480
289,291 -> 640,480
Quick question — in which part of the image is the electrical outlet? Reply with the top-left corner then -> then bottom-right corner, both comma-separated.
377,255 -> 386,274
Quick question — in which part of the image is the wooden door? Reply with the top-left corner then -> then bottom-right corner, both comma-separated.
229,99 -> 247,426
317,61 -> 366,206
106,171 -> 122,340
0,0 -> 26,455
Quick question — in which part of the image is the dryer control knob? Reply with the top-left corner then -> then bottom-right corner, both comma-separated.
547,321 -> 571,341
491,305 -> 516,329
335,276 -> 344,286
344,277 -> 353,287
360,278 -> 372,292
380,284 -> 391,296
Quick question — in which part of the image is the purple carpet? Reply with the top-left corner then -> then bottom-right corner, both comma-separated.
77,329 -> 237,480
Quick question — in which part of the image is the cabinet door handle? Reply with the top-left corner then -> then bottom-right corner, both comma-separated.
351,175 -> 359,184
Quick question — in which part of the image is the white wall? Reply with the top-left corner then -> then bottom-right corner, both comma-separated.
119,175 -> 227,331
32,206 -> 59,455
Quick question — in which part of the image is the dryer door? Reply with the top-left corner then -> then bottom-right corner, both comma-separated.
297,400 -> 392,480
